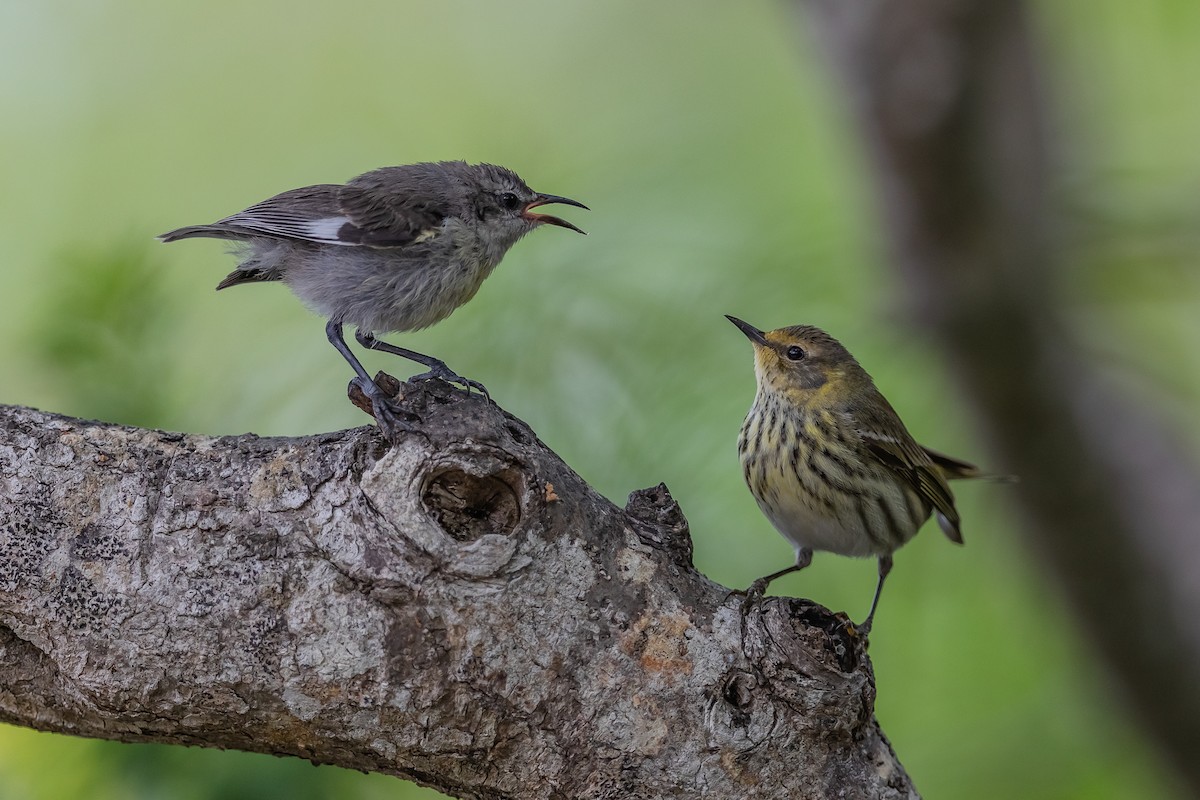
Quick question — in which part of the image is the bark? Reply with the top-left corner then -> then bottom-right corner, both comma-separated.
0,377 -> 916,800
796,1 -> 1200,793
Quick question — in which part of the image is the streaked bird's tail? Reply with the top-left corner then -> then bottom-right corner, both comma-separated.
924,446 -> 1017,483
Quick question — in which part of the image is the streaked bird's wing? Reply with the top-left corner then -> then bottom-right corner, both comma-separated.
920,446 -> 983,480
856,398 -> 964,544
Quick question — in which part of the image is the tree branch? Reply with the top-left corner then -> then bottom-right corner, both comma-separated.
0,379 -> 916,799
797,1 -> 1200,792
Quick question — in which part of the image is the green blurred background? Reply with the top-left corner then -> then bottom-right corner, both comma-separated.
1,2 -> 1196,798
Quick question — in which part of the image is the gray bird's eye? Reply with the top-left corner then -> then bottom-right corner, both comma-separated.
785,345 -> 806,361
499,192 -> 521,210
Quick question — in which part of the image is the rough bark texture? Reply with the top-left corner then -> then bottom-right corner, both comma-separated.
796,1 -> 1200,793
0,379 -> 916,799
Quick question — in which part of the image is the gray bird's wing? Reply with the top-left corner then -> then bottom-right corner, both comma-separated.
331,181 -> 449,247
206,185 -> 349,243
202,179 -> 449,248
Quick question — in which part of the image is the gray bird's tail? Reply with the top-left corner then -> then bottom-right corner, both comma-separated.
157,224 -> 250,243
158,224 -> 282,290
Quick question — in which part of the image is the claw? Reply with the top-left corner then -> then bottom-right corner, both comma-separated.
745,577 -> 770,600
410,365 -> 491,402
735,578 -> 771,619
348,376 -> 420,441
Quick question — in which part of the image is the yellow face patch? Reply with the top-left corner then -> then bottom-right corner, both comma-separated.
751,331 -> 851,403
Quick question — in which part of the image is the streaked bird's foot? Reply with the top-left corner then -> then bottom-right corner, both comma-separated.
721,587 -> 748,606
732,578 -> 771,618
411,365 -> 491,402
846,614 -> 872,643
745,577 -> 771,600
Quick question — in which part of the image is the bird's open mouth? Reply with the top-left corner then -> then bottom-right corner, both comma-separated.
523,194 -> 588,234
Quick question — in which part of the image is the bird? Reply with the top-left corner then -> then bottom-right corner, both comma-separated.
159,161 -> 587,435
727,315 -> 992,635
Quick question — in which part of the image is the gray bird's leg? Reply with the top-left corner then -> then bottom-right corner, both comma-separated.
326,320 -> 414,439
354,330 -> 489,400
745,546 -> 814,599
856,554 -> 894,637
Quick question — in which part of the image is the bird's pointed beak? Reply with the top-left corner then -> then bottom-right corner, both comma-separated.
524,193 -> 588,235
726,315 -> 770,347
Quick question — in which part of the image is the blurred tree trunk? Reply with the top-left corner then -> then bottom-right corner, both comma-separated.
0,382 -> 916,800
794,1 -> 1200,793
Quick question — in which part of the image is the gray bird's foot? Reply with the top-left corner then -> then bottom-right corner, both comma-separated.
349,376 -> 421,441
411,365 -> 491,402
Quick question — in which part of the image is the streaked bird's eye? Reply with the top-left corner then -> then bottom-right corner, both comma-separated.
785,345 -> 806,361
499,192 -> 521,210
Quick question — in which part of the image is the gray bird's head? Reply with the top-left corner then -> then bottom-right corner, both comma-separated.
460,163 -> 587,243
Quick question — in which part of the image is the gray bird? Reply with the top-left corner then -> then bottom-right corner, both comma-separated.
159,160 -> 587,434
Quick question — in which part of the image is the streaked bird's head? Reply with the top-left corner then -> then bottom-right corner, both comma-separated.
726,316 -> 871,404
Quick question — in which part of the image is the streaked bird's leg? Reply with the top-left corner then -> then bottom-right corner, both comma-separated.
857,555 -> 894,637
354,330 -> 489,400
746,546 -> 814,599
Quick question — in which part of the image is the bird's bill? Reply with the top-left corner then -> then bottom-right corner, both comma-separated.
726,315 -> 770,347
523,193 -> 588,234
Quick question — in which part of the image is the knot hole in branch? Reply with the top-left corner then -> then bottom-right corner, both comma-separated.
420,462 -> 523,542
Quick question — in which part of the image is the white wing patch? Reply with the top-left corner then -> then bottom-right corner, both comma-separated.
305,217 -> 353,242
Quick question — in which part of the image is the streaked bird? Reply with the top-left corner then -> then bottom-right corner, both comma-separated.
728,315 -> 992,635
159,161 -> 587,435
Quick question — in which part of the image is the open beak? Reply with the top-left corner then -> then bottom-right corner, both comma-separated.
726,315 -> 770,347
523,193 -> 589,234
